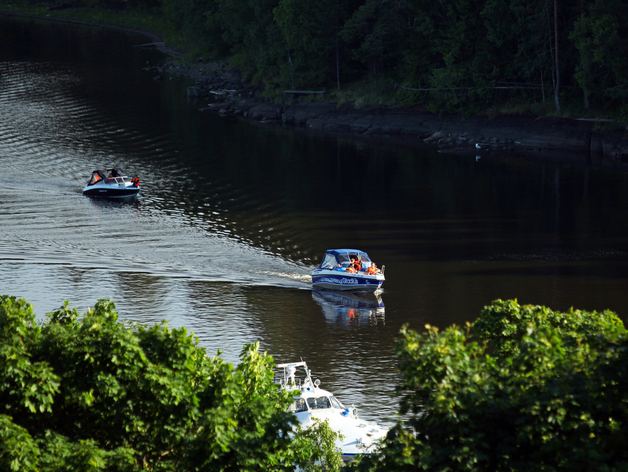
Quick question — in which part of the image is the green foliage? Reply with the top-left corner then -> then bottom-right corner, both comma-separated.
474,298 -> 626,357
290,419 -> 344,472
274,0 -> 356,88
0,296 -> 338,472
571,0 -> 628,118
339,0 -> 406,83
0,296 -> 60,417
182,347 -> 296,471
353,299 -> 628,472
0,415 -> 40,472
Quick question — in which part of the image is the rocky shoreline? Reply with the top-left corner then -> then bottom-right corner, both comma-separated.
144,55 -> 628,166
157,58 -> 628,166
188,73 -> 628,167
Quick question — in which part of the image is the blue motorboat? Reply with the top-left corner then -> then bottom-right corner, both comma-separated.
311,249 -> 385,292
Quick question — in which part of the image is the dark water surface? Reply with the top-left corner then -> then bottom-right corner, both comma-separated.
2,15 -> 628,424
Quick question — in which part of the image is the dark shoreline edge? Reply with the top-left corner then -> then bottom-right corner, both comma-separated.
4,9 -> 628,167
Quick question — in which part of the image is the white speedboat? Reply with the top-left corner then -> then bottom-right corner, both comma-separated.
83,168 -> 140,198
276,361 -> 388,462
312,249 -> 385,292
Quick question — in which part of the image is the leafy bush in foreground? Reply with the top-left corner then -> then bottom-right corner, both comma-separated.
352,299 -> 628,472
0,295 -> 319,472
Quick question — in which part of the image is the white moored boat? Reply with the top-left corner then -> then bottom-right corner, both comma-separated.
83,168 -> 140,198
275,361 -> 388,462
312,249 -> 385,292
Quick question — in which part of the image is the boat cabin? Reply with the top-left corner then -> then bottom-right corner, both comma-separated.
288,392 -> 347,414
318,249 -> 373,272
276,361 -> 353,417
86,168 -> 137,186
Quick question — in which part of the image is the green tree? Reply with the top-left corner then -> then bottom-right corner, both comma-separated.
352,299 -> 628,471
162,0 -> 227,57
339,0 -> 408,87
274,0 -> 358,89
212,0 -> 284,85
0,296 -> 330,472
386,0 -> 498,112
571,0 -> 628,117
473,298 -> 626,356
290,419 -> 344,472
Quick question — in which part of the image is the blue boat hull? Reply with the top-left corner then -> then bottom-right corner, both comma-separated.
312,271 -> 384,292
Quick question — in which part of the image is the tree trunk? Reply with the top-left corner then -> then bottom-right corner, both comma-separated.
553,0 -> 561,114
336,39 -> 340,91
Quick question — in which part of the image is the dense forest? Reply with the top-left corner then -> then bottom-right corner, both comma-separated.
8,0 -> 628,117
146,0 -> 628,116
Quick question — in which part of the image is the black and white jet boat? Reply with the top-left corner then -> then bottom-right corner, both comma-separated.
82,168 -> 140,198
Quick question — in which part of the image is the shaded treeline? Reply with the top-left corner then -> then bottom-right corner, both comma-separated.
94,0 -> 628,115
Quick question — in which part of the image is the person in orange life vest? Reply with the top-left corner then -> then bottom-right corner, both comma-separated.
349,256 -> 362,272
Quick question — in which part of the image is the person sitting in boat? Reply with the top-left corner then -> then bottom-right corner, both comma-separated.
105,169 -> 120,184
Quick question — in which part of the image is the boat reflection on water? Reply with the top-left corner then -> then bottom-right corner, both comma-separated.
312,290 -> 385,327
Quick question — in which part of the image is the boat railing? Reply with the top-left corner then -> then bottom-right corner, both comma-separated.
273,372 -> 304,389
104,176 -> 128,186
274,361 -> 311,389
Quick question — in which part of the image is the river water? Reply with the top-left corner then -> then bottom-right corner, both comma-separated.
2,15 -> 628,425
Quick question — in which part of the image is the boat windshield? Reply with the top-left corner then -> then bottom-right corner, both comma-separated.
306,396 -> 332,410
319,253 -> 374,269
337,254 -> 351,264
330,395 -> 345,409
288,398 -> 308,413
288,395 -> 345,412
358,254 -> 372,263
319,253 -> 339,270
